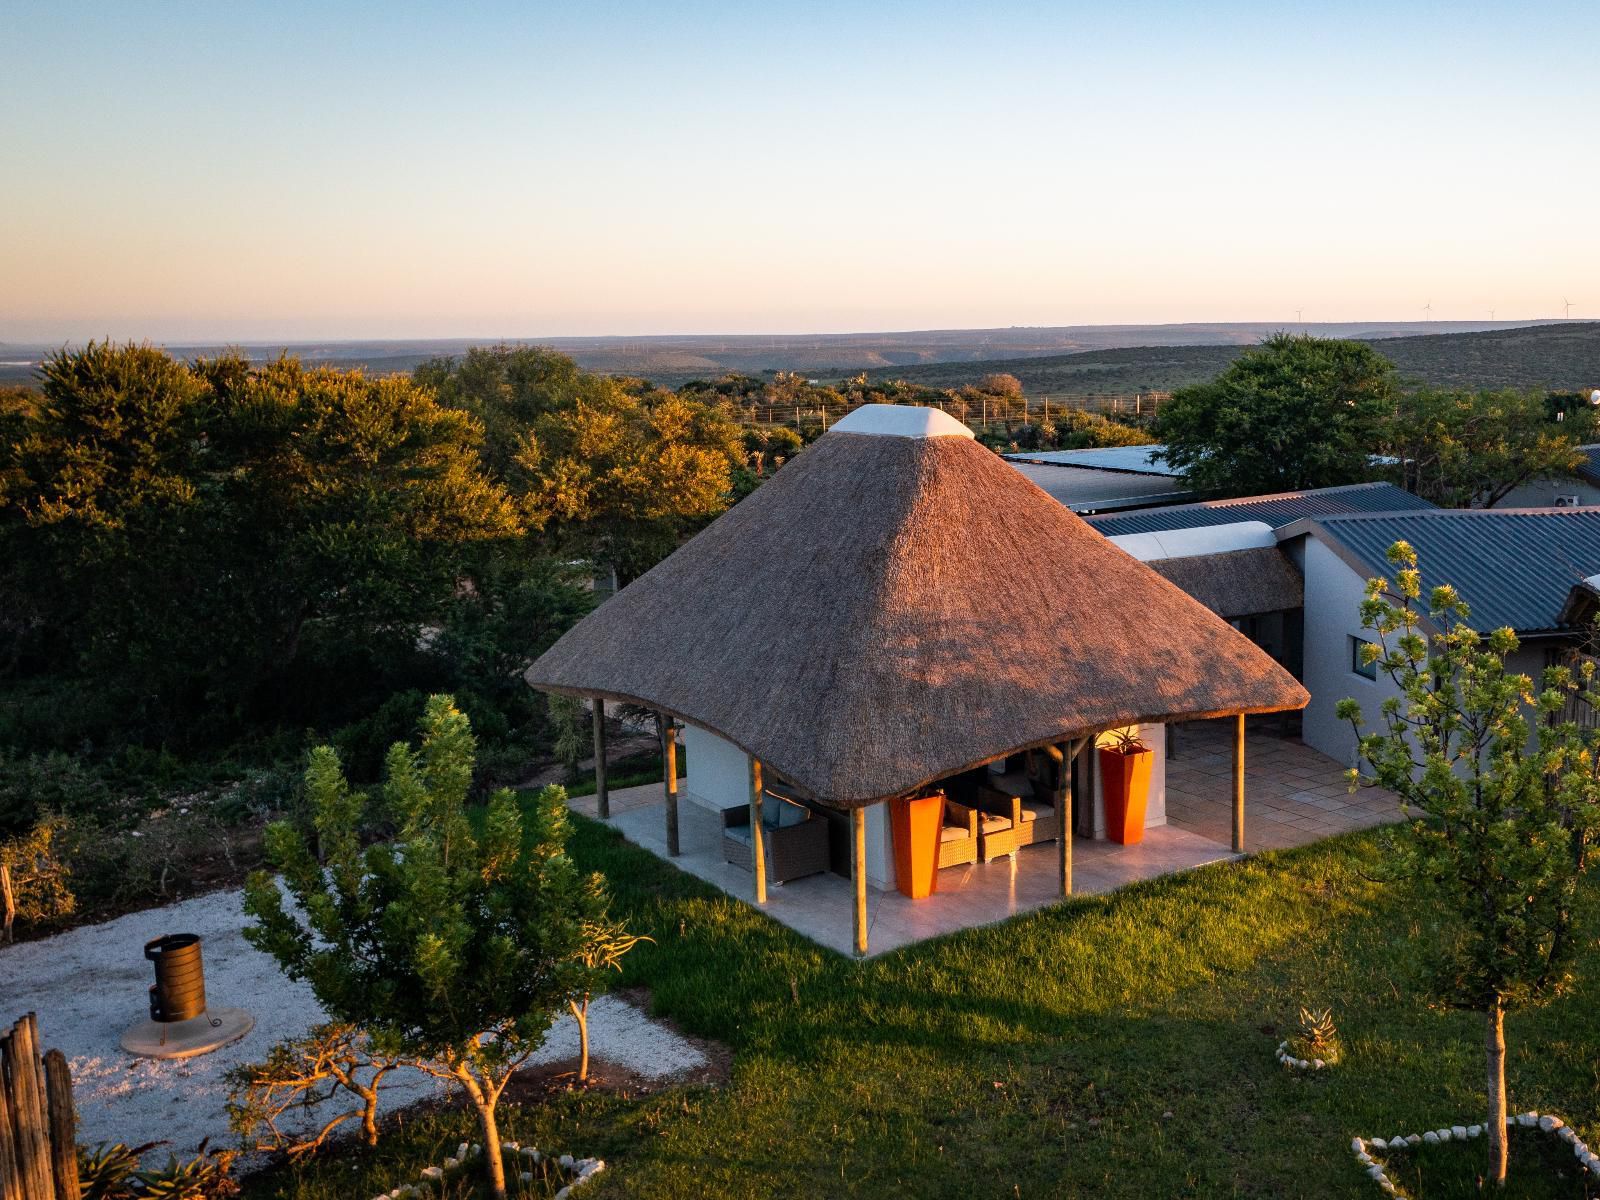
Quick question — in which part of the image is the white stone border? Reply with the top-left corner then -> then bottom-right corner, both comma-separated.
1351,1112 -> 1598,1196
374,1140 -> 605,1199
1276,1040 -> 1331,1071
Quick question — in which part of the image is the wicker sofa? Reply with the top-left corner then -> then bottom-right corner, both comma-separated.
974,771 -> 1060,862
721,792 -> 830,884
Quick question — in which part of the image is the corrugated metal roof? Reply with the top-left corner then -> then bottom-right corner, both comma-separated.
1082,482 -> 1435,536
1003,444 -> 1174,475
1295,508 -> 1600,635
1576,444 -> 1600,486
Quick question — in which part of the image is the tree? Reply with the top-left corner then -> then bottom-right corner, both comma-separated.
518,389 -> 742,582
1382,387 -> 1586,507
567,904 -> 650,1082
1153,334 -> 1394,495
226,1023 -> 403,1154
1337,542 -> 1600,1185
4,344 -> 530,749
243,696 -> 606,1199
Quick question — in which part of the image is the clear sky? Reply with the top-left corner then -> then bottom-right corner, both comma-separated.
2,0 -> 1596,341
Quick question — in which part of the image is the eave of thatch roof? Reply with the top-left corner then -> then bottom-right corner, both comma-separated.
1148,547 -> 1304,620
528,421 -> 1308,808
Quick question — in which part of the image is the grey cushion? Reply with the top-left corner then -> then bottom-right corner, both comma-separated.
763,794 -> 810,829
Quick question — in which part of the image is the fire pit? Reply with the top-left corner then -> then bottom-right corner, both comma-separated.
120,933 -> 254,1060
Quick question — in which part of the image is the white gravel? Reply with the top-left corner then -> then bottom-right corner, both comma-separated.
0,888 -> 708,1159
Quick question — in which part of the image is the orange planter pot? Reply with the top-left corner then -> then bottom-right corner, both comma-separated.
1098,746 -> 1153,845
890,793 -> 943,899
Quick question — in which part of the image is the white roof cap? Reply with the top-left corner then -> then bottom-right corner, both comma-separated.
1107,520 -> 1278,562
829,404 -> 975,439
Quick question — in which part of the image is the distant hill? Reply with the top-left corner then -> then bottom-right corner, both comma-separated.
0,319 -> 1567,388
864,322 -> 1600,396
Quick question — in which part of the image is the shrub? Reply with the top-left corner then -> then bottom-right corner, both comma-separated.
244,695 -> 617,1199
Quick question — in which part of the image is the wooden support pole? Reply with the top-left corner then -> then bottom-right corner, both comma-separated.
1232,713 -> 1246,853
748,758 -> 767,905
852,807 -> 868,957
592,700 -> 609,820
1058,745 -> 1072,898
661,716 -> 679,857
1058,737 -> 1090,898
41,1052 -> 76,1200
1,864 -> 13,944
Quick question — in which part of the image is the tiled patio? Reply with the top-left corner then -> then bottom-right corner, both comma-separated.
1163,717 -> 1404,852
569,722 -> 1403,957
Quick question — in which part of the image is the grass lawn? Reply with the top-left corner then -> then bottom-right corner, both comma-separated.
242,818 -> 1600,1199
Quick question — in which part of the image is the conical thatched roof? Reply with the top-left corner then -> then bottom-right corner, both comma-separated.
529,406 -> 1307,808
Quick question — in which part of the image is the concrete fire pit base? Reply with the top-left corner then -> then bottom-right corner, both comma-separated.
120,1007 -> 255,1060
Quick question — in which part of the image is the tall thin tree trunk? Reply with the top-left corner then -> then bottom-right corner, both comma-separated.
1486,999 -> 1508,1186
570,995 -> 591,1082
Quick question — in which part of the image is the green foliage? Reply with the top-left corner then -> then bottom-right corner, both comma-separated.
79,1142 -> 149,1199
1339,540 -> 1600,1182
3,343 -> 524,748
417,346 -> 744,584
517,389 -> 742,583
1340,541 -> 1599,1013
1382,387 -> 1587,507
79,1140 -> 237,1200
1288,1005 -> 1341,1064
0,749 -> 116,838
1154,333 -> 1395,495
0,814 -> 73,933
546,695 -> 586,781
243,695 -> 612,1198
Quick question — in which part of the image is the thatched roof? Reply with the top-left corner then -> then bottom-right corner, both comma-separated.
1148,547 -> 1304,620
528,406 -> 1308,808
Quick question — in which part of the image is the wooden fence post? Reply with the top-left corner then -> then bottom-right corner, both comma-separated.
1,865 -> 14,944
40,1053 -> 74,1200
0,1034 -> 24,1200
3,1015 -> 53,1200
1,1018 -> 80,1200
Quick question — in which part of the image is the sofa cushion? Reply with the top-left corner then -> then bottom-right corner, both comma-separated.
724,824 -> 753,846
978,814 -> 1012,836
1017,807 -> 1038,822
939,824 -> 970,843
763,794 -> 810,829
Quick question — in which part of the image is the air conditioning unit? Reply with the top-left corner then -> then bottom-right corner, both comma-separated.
1554,494 -> 1581,507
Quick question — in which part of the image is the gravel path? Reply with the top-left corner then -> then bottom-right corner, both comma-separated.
0,889 -> 708,1159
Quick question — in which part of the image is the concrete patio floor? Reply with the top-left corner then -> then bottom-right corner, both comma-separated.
568,721 -> 1403,958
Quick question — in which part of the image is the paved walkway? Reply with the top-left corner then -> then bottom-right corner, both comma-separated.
567,723 -> 1403,957
1163,718 -> 1403,852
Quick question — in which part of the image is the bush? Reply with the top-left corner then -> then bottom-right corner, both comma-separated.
0,750 -> 117,838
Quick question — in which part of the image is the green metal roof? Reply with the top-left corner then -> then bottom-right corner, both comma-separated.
1288,507 -> 1600,635
1083,482 -> 1433,537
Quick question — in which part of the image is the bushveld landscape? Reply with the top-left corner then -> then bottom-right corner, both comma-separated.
0,320 -> 1570,390
868,322 -> 1600,397
3,327 -> 1600,1199
6,2 -> 1600,1197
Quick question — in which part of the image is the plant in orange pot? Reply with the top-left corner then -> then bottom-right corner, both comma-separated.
1097,728 -> 1154,845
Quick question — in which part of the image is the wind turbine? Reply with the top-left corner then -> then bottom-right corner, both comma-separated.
1564,298 -> 1575,319
1295,308 -> 1304,326
1423,301 -> 1433,322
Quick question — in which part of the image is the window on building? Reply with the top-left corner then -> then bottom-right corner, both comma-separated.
1350,635 -> 1378,680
